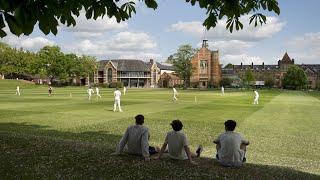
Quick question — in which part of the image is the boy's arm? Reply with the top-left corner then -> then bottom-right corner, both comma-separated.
141,132 -> 150,161
184,145 -> 198,165
242,139 -> 250,146
154,143 -> 167,159
115,129 -> 129,154
213,138 -> 220,144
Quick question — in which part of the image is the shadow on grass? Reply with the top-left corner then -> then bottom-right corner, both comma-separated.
0,122 -> 319,179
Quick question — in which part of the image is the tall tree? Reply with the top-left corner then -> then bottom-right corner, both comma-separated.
172,45 -> 196,88
219,77 -> 232,87
0,0 -> 280,37
224,63 -> 233,69
0,42 -> 12,77
282,65 -> 307,89
243,68 -> 256,87
264,76 -> 275,88
37,46 -> 68,83
77,55 -> 98,83
165,55 -> 174,64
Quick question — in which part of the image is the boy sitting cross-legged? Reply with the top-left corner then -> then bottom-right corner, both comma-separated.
153,119 -> 202,165
213,120 -> 250,167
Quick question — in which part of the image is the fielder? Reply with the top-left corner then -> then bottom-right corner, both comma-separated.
123,86 -> 126,95
221,86 -> 225,96
96,87 -> 101,98
87,86 -> 94,100
15,85 -> 20,95
253,90 -> 259,105
172,87 -> 178,101
114,87 -> 123,112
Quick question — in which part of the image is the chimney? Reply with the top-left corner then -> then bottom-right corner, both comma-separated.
150,59 -> 154,64
251,62 -> 253,69
202,39 -> 208,48
278,60 -> 280,66
262,62 -> 265,69
241,62 -> 243,69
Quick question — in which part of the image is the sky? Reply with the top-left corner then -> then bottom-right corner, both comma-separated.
1,0 -> 320,66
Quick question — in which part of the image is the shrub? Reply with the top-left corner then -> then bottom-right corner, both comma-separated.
109,82 -> 123,88
101,83 -> 109,88
190,82 -> 199,88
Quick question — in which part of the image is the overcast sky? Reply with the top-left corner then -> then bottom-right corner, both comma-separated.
1,0 -> 319,66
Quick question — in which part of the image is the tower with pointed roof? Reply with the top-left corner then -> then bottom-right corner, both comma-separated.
190,39 -> 221,88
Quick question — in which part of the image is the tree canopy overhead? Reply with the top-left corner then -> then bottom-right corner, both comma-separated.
0,0 -> 280,38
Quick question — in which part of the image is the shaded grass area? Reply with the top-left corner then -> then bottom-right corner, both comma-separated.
0,122 -> 319,180
0,80 -> 319,179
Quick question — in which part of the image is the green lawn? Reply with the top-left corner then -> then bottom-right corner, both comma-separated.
0,80 -> 319,179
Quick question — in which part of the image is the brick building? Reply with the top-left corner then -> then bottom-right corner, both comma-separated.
223,52 -> 320,89
190,40 -> 222,88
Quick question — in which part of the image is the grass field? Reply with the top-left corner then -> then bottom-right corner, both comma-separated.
0,79 -> 319,179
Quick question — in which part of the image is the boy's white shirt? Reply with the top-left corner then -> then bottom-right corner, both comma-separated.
165,130 -> 188,160
114,90 -> 121,100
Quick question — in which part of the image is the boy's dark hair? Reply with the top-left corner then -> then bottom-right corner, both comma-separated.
171,120 -> 183,131
224,120 -> 237,131
135,114 -> 144,125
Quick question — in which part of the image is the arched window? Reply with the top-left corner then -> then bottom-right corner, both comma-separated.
107,68 -> 112,82
153,69 -> 156,82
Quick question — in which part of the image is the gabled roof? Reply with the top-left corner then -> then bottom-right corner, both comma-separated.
161,72 -> 180,80
297,64 -> 320,73
98,59 -> 150,72
156,62 -> 174,70
281,52 -> 292,63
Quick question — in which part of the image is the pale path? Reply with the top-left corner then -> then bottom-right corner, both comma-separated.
238,91 -> 320,175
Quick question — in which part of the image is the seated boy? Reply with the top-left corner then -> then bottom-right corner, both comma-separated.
111,114 -> 158,161
213,120 -> 250,167
154,120 -> 202,165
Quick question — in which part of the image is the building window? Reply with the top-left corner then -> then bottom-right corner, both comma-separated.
200,60 -> 208,73
107,68 -> 112,82
153,69 -> 156,82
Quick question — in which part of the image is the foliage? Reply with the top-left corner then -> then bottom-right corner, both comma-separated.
243,68 -> 256,87
0,43 -> 97,85
165,55 -> 174,64
77,55 -> 98,79
172,44 -> 197,89
282,65 -> 307,89
219,77 -> 232,87
0,43 -> 37,78
264,77 -> 275,88
37,46 -> 70,83
101,83 -> 109,88
190,82 -> 199,88
0,0 -> 280,37
109,82 -> 123,88
224,63 -> 233,69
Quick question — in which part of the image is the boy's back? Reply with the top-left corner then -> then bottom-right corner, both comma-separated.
165,130 -> 188,160
215,131 -> 245,166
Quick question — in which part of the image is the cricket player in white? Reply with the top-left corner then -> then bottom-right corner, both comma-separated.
87,86 -> 94,100
114,87 -> 123,112
96,87 -> 101,98
253,90 -> 259,104
221,86 -> 225,96
123,86 -> 126,95
15,85 -> 20,95
172,87 -> 178,101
